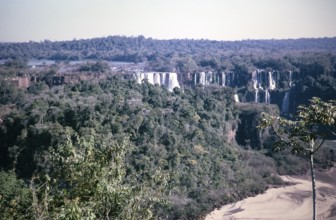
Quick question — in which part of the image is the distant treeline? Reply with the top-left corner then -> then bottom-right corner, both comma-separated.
1,36 -> 336,72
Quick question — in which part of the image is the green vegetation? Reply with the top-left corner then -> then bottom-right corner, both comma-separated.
0,37 -> 336,219
259,98 -> 336,220
2,36 -> 336,112
0,74 -> 286,219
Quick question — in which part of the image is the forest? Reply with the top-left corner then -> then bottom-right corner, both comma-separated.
1,36 -> 336,75
0,36 -> 336,219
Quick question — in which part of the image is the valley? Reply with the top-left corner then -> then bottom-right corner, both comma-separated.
0,36 -> 335,219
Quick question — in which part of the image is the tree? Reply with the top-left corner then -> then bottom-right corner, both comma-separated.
2,129 -> 169,220
0,171 -> 31,219
259,97 -> 336,220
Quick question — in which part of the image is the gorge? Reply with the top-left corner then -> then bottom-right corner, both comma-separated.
1,36 -> 335,220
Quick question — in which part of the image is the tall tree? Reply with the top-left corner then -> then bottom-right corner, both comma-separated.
259,97 -> 336,220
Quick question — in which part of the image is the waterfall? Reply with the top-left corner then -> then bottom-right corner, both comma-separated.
193,71 -> 238,87
160,73 -> 169,86
289,71 -> 292,87
153,73 -> 161,85
265,89 -> 270,104
194,72 -> 197,85
252,71 -> 260,103
136,73 -> 145,84
234,94 -> 240,102
167,72 -> 180,92
251,70 -> 276,103
134,72 -> 180,92
252,71 -> 259,90
268,72 -> 276,90
222,72 -> 226,86
206,72 -> 212,85
281,92 -> 290,113
146,73 -> 155,84
199,72 -> 206,85
255,90 -> 259,103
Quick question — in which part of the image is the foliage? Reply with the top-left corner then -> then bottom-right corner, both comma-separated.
0,171 -> 31,219
258,97 -> 336,220
1,130 -> 168,219
259,97 -> 336,154
1,36 -> 336,75
0,77 -> 285,219
0,80 -> 26,105
1,37 -> 336,115
2,36 -> 336,218
29,130 -> 167,220
79,61 -> 110,73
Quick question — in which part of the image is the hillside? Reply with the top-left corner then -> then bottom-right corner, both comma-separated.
0,36 -> 336,219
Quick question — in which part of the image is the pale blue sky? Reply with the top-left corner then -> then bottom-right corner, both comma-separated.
0,0 -> 335,42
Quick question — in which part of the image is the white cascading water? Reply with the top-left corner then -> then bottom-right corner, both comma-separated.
221,72 -> 226,86
234,94 -> 240,102
134,72 -> 180,92
136,73 -> 145,84
194,72 -> 197,85
153,72 -> 161,85
252,71 -> 260,103
199,72 -> 206,85
281,71 -> 293,113
160,72 -> 167,86
251,70 -> 276,103
255,90 -> 259,103
265,72 -> 276,103
265,89 -> 270,104
289,71 -> 292,87
206,72 -> 213,85
196,71 -> 216,86
167,73 -> 180,92
148,73 -> 155,84
193,71 -> 235,87
268,72 -> 276,90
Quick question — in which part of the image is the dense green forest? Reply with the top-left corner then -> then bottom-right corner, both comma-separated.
0,75 -> 281,218
1,36 -> 336,73
0,36 -> 336,219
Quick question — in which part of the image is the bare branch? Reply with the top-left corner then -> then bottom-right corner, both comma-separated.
312,138 -> 326,155
270,124 -> 290,145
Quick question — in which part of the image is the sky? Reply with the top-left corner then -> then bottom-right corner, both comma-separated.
0,0 -> 335,42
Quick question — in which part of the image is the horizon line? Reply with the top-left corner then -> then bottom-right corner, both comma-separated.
1,35 -> 336,44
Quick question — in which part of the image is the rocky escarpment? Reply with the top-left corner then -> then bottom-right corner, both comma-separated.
5,59 -> 333,118
192,70 -> 298,114
235,103 -> 279,149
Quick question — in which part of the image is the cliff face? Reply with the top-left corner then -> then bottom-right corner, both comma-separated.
7,62 -> 334,117
235,103 -> 279,149
7,76 -> 30,89
192,70 -> 298,114
193,71 -> 248,87
28,73 -> 106,87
